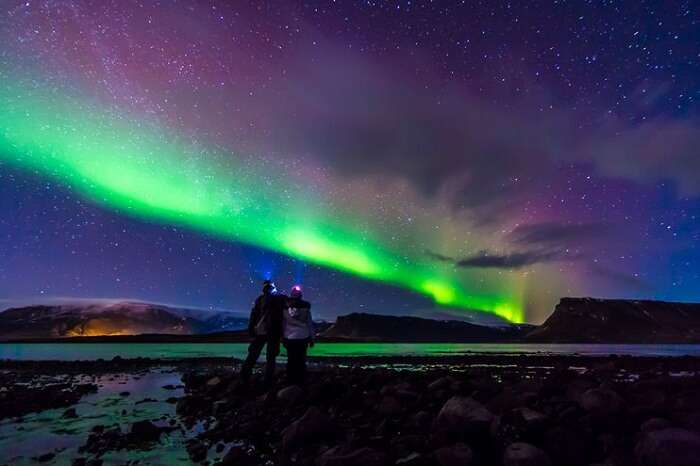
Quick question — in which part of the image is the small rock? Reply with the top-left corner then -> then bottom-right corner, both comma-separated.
428,377 -> 453,391
640,418 -> 673,433
119,391 -> 130,397
635,428 -> 700,466
282,406 -> 336,452
378,395 -> 403,416
277,385 -> 304,405
434,443 -> 473,466
135,398 -> 158,405
503,442 -> 552,466
579,388 -> 623,415
318,446 -> 387,466
129,420 -> 162,443
62,408 -> 78,419
412,411 -> 432,429
206,376 -> 221,387
220,445 -> 257,465
187,439 -> 208,462
434,396 -> 493,436
396,452 -> 423,465
34,452 -> 55,462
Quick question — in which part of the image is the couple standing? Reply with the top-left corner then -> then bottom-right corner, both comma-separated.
240,280 -> 314,386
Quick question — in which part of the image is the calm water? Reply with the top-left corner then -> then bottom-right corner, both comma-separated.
2,342 -> 700,360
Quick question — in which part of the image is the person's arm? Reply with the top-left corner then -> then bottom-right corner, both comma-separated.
248,298 -> 260,336
306,303 -> 315,346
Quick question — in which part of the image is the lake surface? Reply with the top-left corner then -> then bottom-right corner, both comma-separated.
2,342 -> 700,360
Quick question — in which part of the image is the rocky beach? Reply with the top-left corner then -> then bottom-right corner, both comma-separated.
2,354 -> 700,465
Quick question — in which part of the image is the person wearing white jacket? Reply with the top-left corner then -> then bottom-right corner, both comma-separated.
282,285 -> 314,384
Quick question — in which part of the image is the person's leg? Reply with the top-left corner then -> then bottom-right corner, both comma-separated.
285,340 -> 299,384
298,340 -> 308,383
240,336 -> 265,381
289,340 -> 306,385
264,336 -> 280,385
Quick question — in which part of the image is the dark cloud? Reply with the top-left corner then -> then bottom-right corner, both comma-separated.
510,222 -> 610,246
455,249 -> 569,269
424,249 -> 454,263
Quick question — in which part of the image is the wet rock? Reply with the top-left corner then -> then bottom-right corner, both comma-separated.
434,396 -> 493,436
318,446 -> 387,466
640,418 -> 673,433
277,385 -> 304,405
412,411 -> 433,429
220,445 -> 257,465
503,442 -> 552,466
135,397 -> 158,405
433,443 -> 473,466
428,377 -> 453,392
206,376 -> 221,387
129,420 -> 162,443
282,406 -> 336,452
187,439 -> 208,463
396,452 -> 424,466
543,426 -> 589,466
378,396 -> 403,416
579,388 -> 623,416
62,407 -> 78,419
635,428 -> 700,466
34,452 -> 55,462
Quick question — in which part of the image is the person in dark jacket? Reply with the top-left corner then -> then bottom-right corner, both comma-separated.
240,280 -> 288,385
282,285 -> 314,385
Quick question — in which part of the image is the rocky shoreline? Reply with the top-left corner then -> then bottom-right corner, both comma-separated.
2,355 -> 700,465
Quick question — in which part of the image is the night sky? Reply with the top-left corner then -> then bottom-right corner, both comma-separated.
0,1 -> 698,323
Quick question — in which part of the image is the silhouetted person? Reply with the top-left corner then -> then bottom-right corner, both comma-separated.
282,285 -> 314,385
240,280 -> 287,386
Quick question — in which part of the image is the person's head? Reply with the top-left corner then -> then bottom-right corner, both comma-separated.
262,280 -> 277,295
290,285 -> 302,299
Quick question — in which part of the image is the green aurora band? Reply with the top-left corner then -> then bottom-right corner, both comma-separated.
0,76 -> 524,322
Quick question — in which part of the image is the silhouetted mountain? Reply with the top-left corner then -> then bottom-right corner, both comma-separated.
0,301 -> 247,340
526,297 -> 700,343
321,312 -> 533,342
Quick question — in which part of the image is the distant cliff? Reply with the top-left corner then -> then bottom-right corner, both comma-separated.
322,312 -> 533,342
526,297 -> 700,343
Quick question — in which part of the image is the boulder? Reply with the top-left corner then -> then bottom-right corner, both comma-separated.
206,376 -> 221,387
635,428 -> 700,466
503,442 -> 551,466
640,418 -> 673,433
129,420 -> 162,443
317,447 -> 387,466
579,388 -> 623,416
220,445 -> 257,466
282,407 -> 335,452
277,385 -> 305,405
62,408 -> 78,419
434,396 -> 493,436
434,443 -> 474,466
378,396 -> 402,416
395,452 -> 424,466
428,377 -> 453,392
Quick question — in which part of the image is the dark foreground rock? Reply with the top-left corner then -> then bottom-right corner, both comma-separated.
174,356 -> 700,465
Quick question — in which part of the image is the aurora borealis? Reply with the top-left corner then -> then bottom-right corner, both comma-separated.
1,1 -> 699,323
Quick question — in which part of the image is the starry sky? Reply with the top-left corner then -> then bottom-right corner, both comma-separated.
0,0 -> 698,324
